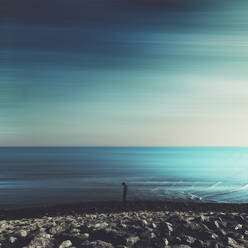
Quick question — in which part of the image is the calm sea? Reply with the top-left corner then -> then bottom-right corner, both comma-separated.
0,147 -> 248,207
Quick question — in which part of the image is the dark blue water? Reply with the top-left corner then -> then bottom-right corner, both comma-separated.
1,147 -> 248,207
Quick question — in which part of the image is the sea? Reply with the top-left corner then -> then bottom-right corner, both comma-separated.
1,147 -> 248,208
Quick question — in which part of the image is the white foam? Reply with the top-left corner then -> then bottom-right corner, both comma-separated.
240,184 -> 248,190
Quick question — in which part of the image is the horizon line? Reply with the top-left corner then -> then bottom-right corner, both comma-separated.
1,145 -> 248,148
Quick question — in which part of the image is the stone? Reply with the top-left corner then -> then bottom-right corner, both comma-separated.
214,243 -> 223,248
225,237 -> 241,248
214,220 -> 220,229
94,222 -> 109,229
174,237 -> 182,243
180,222 -> 201,236
19,230 -> 28,237
142,220 -> 148,226
211,233 -> 218,240
219,228 -> 227,236
28,232 -> 53,248
184,235 -> 196,244
152,223 -> 157,228
9,236 -> 17,243
88,240 -> 114,248
165,222 -> 173,232
91,228 -> 127,245
126,236 -> 140,245
71,228 -> 80,234
59,240 -> 72,248
150,232 -> 156,239
159,222 -> 173,236
235,224 -> 242,230
120,223 -> 127,229
199,214 -> 209,222
164,238 -> 169,246
82,233 -> 90,239
49,225 -> 65,234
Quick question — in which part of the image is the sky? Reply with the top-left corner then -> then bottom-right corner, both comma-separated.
1,0 -> 248,146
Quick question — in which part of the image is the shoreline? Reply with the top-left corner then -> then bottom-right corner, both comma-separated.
1,200 -> 248,220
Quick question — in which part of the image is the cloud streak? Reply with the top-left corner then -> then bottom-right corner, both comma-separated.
1,0 -> 248,146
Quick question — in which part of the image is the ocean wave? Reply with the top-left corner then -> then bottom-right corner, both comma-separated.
240,184 -> 248,190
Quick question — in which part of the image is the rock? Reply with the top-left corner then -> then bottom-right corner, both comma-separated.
120,223 -> 127,229
235,224 -> 242,230
180,222 -> 201,235
126,236 -> 140,245
94,222 -> 109,229
152,223 -> 157,228
91,228 -> 127,245
2,205 -> 248,248
214,220 -> 220,229
9,236 -> 17,243
59,240 -> 72,248
19,230 -> 28,237
140,230 -> 156,240
165,222 -> 173,232
0,221 -> 7,227
218,228 -> 227,236
150,232 -> 156,239
164,238 -> 169,246
142,220 -> 148,226
82,233 -> 90,239
88,240 -> 114,248
80,240 -> 91,248
180,222 -> 211,240
199,214 -> 209,222
174,237 -> 182,244
225,237 -> 241,248
184,235 -> 196,245
211,233 -> 218,240
159,222 -> 173,236
70,228 -> 80,234
214,242 -> 223,248
49,224 -> 65,234
28,232 -> 53,248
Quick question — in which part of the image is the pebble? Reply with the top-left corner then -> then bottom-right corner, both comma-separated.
59,240 -> 72,248
82,233 -> 90,239
19,230 -> 28,237
0,207 -> 247,248
9,236 -> 16,243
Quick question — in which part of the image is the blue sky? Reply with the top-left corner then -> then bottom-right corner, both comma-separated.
1,0 -> 248,146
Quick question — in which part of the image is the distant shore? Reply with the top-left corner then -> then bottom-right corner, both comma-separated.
1,201 -> 248,248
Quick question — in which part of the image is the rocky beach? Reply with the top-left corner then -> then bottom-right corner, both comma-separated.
0,201 -> 248,248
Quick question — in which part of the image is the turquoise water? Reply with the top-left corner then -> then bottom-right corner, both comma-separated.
0,147 -> 248,207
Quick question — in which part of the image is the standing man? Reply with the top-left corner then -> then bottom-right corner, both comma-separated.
122,182 -> 128,204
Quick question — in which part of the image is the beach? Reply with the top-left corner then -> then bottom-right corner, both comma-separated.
0,201 -> 248,247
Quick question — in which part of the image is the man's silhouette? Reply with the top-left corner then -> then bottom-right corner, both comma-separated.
122,182 -> 128,204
